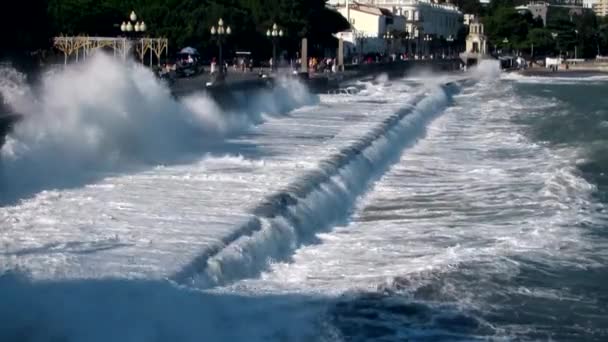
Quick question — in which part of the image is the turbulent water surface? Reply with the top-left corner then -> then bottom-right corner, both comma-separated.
1,57 -> 607,341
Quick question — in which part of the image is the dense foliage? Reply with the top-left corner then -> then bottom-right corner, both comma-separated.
482,0 -> 608,58
4,0 -> 608,62
1,0 -> 349,61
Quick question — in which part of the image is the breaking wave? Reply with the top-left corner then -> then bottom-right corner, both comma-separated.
0,53 -> 314,204
172,81 -> 463,288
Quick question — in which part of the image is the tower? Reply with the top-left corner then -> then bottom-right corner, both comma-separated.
460,20 -> 488,66
465,22 -> 487,55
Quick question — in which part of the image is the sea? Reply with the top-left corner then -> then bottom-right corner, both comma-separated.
0,56 -> 607,341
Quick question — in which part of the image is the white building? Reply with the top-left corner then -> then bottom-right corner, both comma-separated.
330,0 -> 463,39
335,2 -> 406,37
594,0 -> 608,15
515,2 -> 549,25
515,1 -> 585,26
334,2 -> 407,56
464,13 -> 476,25
584,0 -> 597,9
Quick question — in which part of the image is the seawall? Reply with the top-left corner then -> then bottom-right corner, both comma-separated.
167,58 -> 462,109
171,79 -> 466,288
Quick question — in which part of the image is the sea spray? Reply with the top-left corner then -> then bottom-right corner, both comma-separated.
0,53 -> 314,204
468,59 -> 501,80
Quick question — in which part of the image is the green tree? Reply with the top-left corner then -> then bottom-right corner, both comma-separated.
546,14 -> 577,57
484,6 -> 530,50
572,11 -> 600,58
42,0 -> 348,59
1,0 -> 52,56
0,0 -> 52,72
525,28 -> 555,56
599,17 -> 608,55
453,0 -> 484,16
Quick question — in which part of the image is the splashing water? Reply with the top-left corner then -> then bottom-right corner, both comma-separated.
0,53 -> 314,204
468,59 -> 501,81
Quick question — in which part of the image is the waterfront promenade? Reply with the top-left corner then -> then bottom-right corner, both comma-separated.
170,58 -> 462,97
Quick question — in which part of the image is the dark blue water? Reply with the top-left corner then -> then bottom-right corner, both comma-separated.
1,68 -> 606,342
324,77 -> 608,341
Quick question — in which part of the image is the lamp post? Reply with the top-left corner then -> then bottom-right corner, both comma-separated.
119,11 -> 146,61
266,23 -> 284,72
574,29 -> 579,59
210,18 -> 231,75
413,29 -> 420,58
551,32 -> 560,59
402,32 -> 411,58
383,32 -> 394,58
446,35 -> 454,58
424,34 -> 433,58
355,31 -> 366,63
120,11 -> 146,39
409,32 -> 417,58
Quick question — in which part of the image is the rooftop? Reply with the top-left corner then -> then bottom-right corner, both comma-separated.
335,2 -> 395,16
331,0 -> 461,13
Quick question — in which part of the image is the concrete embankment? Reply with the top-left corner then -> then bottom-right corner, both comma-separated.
344,58 -> 461,80
171,79 -> 465,287
168,59 -> 461,108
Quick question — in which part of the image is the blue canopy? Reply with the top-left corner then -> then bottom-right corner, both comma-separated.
179,47 -> 199,55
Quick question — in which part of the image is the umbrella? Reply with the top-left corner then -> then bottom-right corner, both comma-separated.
179,47 -> 199,55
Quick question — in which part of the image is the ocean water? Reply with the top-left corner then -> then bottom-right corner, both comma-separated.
220,74 -> 608,341
0,57 -> 607,341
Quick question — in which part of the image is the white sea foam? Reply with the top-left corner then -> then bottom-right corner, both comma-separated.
176,83 -> 458,288
501,71 -> 608,84
0,74 -> 462,342
225,77 -> 603,314
6,64 -> 592,341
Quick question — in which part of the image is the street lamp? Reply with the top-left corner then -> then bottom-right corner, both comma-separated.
383,32 -> 394,57
446,35 -> 454,57
413,28 -> 420,58
424,34 -> 433,58
551,32 -> 561,58
574,29 -> 579,59
210,18 -> 231,74
501,37 -> 509,55
402,32 -> 411,57
355,31 -> 366,62
266,23 -> 283,71
120,11 -> 146,38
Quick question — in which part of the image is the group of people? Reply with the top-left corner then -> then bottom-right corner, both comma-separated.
307,57 -> 340,73
209,57 -> 230,75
